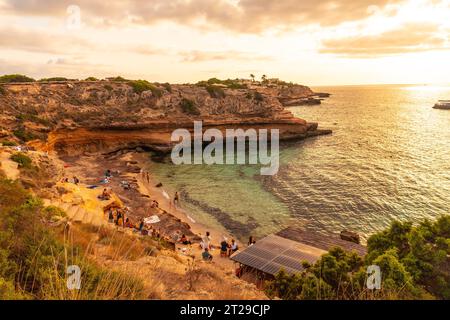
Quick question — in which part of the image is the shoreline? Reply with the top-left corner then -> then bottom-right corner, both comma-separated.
56,149 -> 242,249
132,152 -> 239,247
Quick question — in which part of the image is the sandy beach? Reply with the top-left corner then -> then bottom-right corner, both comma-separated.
57,149 -> 242,259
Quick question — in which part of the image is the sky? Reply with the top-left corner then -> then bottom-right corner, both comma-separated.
0,0 -> 449,86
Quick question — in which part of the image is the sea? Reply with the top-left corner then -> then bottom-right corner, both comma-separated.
146,84 -> 450,243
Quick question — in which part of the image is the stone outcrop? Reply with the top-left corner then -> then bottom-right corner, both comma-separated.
0,80 -> 331,155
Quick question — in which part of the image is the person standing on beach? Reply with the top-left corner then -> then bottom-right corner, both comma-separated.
220,237 -> 229,257
202,231 -> 212,250
173,192 -> 180,207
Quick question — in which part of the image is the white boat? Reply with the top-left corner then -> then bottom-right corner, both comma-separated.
433,100 -> 450,109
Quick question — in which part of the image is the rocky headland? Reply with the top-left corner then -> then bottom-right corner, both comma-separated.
0,79 -> 331,156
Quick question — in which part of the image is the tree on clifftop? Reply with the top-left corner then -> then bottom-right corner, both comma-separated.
261,74 -> 267,83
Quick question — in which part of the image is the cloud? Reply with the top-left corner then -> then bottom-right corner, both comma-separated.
0,27 -> 93,54
179,50 -> 273,62
3,0 -> 406,33
133,46 -> 167,56
319,23 -> 449,57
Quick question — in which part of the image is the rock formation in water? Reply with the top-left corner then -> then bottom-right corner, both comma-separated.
0,80 -> 331,155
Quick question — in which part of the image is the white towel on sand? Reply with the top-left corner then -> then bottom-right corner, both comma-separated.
162,190 -> 170,200
144,215 -> 160,224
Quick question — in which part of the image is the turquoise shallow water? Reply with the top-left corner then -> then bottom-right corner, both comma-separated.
147,84 -> 450,242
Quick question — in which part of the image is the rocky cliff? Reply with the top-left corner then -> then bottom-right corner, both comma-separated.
0,80 -> 331,155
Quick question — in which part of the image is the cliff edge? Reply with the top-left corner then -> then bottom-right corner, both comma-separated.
0,79 -> 331,155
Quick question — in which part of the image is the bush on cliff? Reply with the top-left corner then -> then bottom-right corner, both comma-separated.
0,74 -> 35,83
196,78 -> 247,89
0,85 -> 6,95
265,216 -> 450,300
254,91 -> 264,102
110,76 -> 128,82
205,85 -> 226,98
16,113 -> 51,126
161,82 -> 172,93
38,77 -> 71,82
129,80 -> 163,97
13,128 -> 36,142
1,140 -> 17,146
10,152 -> 33,169
180,98 -> 200,115
84,77 -> 99,81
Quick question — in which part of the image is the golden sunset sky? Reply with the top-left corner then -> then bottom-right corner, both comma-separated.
1,0 -> 449,85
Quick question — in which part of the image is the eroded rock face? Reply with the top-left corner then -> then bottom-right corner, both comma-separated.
0,81 -> 331,155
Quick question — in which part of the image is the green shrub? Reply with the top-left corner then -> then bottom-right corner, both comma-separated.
180,98 -> 200,115
254,91 -> 264,102
41,206 -> 66,222
0,86 -> 6,95
226,82 -> 247,89
38,77 -> 69,82
10,153 -> 32,169
84,77 -> 98,81
129,80 -> 163,97
196,78 -> 247,89
13,129 -> 35,142
110,76 -> 128,82
1,140 -> 17,146
161,82 -> 172,93
0,74 -> 35,83
16,114 -> 51,126
205,85 -> 225,98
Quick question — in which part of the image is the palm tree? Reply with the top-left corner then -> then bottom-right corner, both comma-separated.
261,74 -> 267,83
250,74 -> 255,82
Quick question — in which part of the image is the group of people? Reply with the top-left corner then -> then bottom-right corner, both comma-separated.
61,176 -> 80,185
202,234 -> 256,262
106,207 -> 169,242
138,220 -> 164,239
171,230 -> 192,245
107,206 -> 133,228
98,169 -> 116,199
220,237 -> 239,257
198,231 -> 245,262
